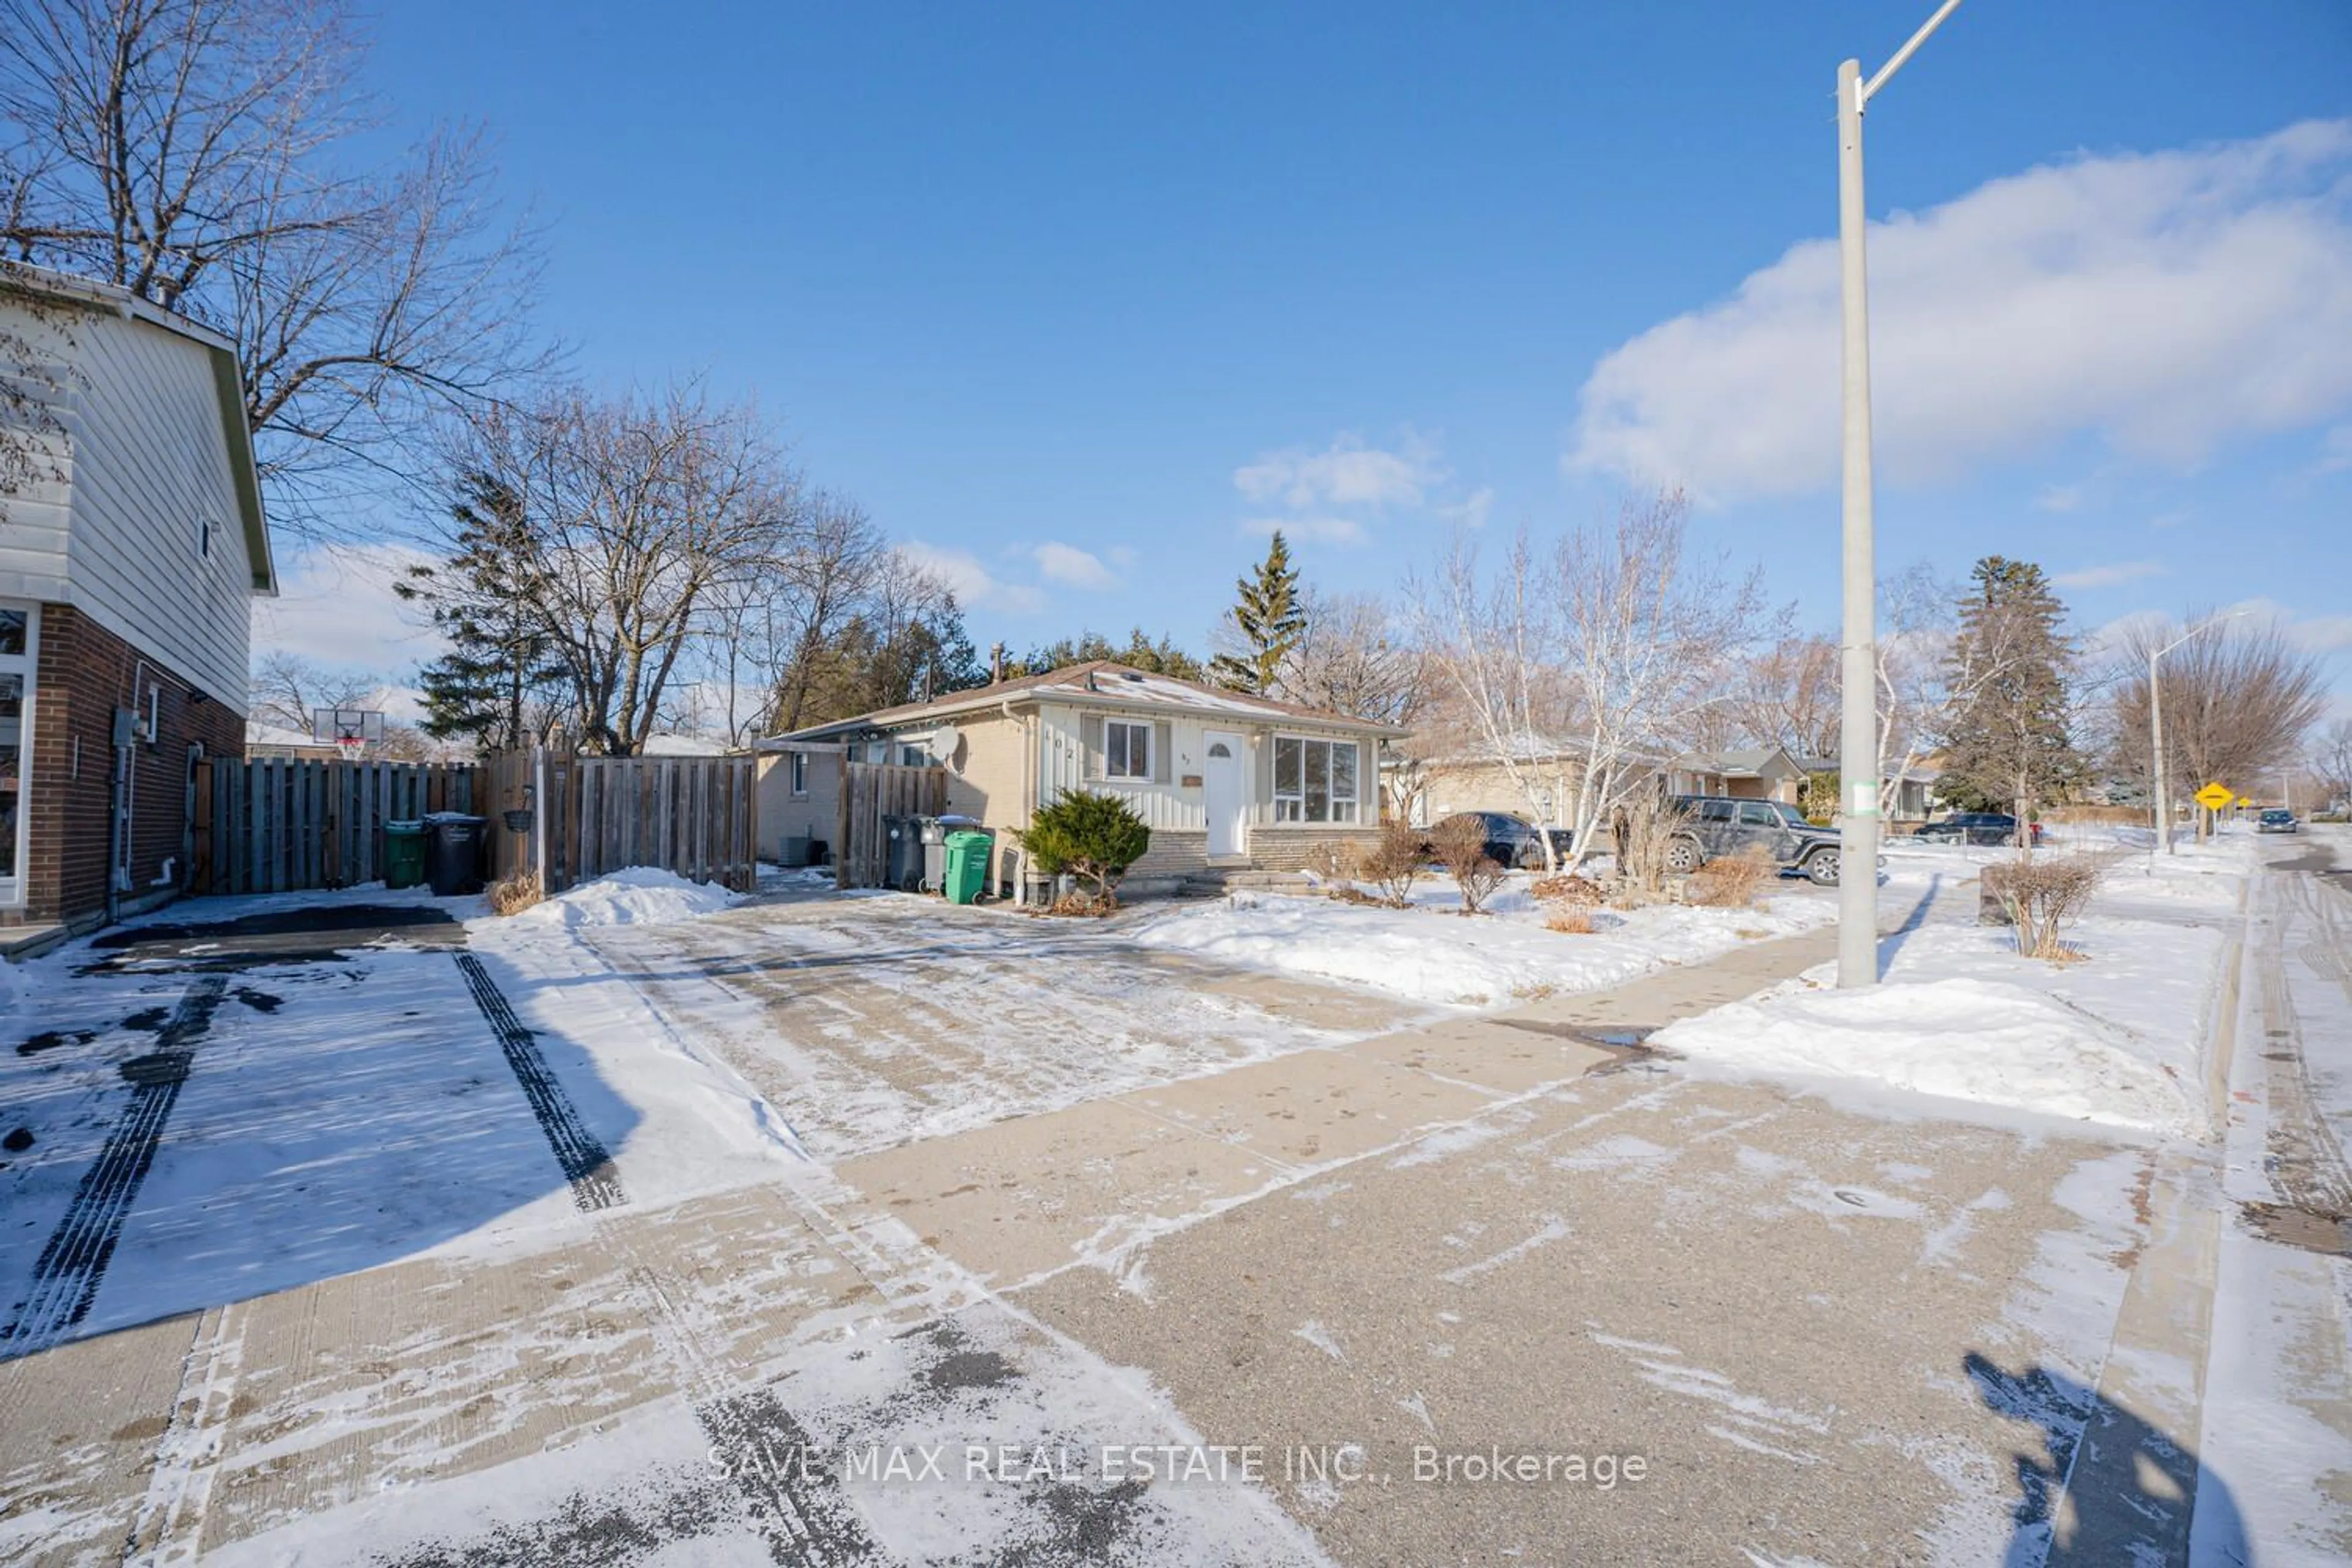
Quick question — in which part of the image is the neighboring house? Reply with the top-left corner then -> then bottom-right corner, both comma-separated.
760,662 -> 1403,891
1396,740 -> 1599,829
1666,747 -> 1806,805
1788,753 -> 1942,823
243,721 -> 340,761
1,265 -> 274,942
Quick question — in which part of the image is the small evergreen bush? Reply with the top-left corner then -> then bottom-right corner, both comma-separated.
1020,790 -> 1152,910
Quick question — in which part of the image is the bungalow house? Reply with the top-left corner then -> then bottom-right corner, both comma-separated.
1,265 -> 274,946
1665,747 -> 1806,805
759,662 -> 1403,894
1789,753 -> 1943,824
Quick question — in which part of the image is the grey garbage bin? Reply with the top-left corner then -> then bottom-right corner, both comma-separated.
424,813 -> 488,896
919,815 -> 982,894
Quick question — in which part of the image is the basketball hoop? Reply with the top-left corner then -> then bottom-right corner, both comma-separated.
313,705 -> 386,762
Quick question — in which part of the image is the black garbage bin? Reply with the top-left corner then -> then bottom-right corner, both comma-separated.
882,815 -> 922,892
424,813 -> 488,896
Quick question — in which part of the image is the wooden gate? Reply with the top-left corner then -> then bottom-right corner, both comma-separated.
482,748 -> 758,895
195,759 -> 484,895
834,763 -> 949,889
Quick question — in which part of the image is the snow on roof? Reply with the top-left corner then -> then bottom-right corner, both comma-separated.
770,662 -> 1404,744
639,734 -> 734,756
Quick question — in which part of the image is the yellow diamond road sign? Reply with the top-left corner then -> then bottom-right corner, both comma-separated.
2194,782 -> 2234,811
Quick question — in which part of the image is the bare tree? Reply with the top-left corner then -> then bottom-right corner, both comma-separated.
2313,718 -> 2352,815
1408,527 -> 1575,865
1725,633 -> 1838,760
1,0 -> 547,530
762,492 -> 884,735
248,650 -> 375,735
445,383 -> 804,756
1278,590 -> 1425,728
2109,614 -> 2329,833
1411,491 -> 1765,874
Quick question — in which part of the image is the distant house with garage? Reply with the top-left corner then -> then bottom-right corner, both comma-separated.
758,662 -> 1403,897
1665,747 -> 1807,805
1,263 -> 274,947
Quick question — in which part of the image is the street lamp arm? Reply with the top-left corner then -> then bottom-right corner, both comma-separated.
1861,0 -> 1966,107
2154,608 -> 2250,662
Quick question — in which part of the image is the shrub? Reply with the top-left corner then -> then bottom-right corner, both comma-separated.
1687,846 -> 1774,908
1982,854 -> 2105,962
489,872 -> 543,916
1611,792 -> 1692,905
1545,908 -> 1595,935
1431,813 -> 1508,914
1019,790 -> 1152,910
1529,873 -> 1604,908
1353,821 -> 1427,907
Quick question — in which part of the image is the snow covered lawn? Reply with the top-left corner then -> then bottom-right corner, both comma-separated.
1126,872 -> 1838,1009
1653,846 -> 2246,1138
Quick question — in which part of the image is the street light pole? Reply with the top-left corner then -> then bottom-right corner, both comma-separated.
1835,0 -> 1963,989
2148,609 -> 2246,856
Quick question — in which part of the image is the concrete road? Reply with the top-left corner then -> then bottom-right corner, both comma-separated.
1,861 -> 2334,1564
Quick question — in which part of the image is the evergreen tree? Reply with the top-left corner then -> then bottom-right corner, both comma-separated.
1009,628 -> 1205,682
396,473 -> 568,752
1210,531 -> 1307,695
1937,556 -> 2084,839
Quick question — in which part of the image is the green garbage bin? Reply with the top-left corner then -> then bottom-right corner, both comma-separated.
384,820 -> 428,890
943,829 -> 994,906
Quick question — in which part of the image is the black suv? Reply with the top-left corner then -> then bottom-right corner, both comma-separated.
1911,812 -> 2041,848
1663,796 -> 1849,887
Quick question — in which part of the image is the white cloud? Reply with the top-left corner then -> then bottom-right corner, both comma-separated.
898,542 -> 1046,616
1243,516 -> 1366,546
251,543 -> 442,676
1569,119 -> 2352,501
2052,560 -> 2167,590
1031,541 -> 1118,589
1437,486 -> 1495,530
2034,483 -> 2084,513
1235,433 -> 1444,510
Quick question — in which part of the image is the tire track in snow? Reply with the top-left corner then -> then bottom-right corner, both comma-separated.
453,952 -> 627,1211
0,975 -> 227,1355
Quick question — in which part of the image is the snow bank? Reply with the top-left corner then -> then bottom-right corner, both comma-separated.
1654,976 -> 2198,1136
1130,879 -> 1834,1009
1653,912 -> 2220,1138
508,867 -> 742,929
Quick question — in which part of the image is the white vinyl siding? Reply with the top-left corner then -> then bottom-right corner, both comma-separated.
1273,735 -> 1362,823
0,300 -> 258,713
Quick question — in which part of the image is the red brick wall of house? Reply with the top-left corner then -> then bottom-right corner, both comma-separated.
7,603 -> 244,928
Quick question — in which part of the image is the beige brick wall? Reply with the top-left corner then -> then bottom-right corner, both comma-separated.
1247,826 -> 1386,872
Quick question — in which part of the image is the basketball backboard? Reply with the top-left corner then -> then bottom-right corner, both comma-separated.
311,707 -> 387,755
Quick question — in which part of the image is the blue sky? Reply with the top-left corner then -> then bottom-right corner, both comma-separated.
262,1 -> 2352,707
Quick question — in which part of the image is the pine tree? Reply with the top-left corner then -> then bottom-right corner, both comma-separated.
1210,531 -> 1308,695
1937,556 -> 2084,841
397,472 -> 568,752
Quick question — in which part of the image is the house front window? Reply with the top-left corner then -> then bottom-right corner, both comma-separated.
1104,720 -> 1151,781
1273,735 -> 1360,823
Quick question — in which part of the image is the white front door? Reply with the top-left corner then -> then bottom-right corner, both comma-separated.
1203,731 -> 1246,859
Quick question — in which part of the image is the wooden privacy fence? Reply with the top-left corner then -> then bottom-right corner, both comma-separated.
484,747 -> 759,895
834,762 -> 949,890
196,759 -> 483,895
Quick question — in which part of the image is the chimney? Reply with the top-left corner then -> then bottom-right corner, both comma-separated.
989,641 -> 1006,684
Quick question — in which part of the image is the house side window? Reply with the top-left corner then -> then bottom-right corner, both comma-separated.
1273,736 -> 1360,823
1104,720 -> 1150,781
198,517 -> 212,561
791,752 -> 809,796
900,744 -> 925,767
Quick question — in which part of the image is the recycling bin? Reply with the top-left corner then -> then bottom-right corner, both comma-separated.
919,815 -> 982,894
424,813 -> 488,897
944,829 -> 995,906
383,820 -> 428,890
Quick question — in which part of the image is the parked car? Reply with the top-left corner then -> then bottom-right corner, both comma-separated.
2256,808 -> 2299,834
1662,796 -> 1852,887
1910,811 -> 2044,848
1427,811 -> 1570,870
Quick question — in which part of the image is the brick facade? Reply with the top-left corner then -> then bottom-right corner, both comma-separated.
6,603 -> 244,930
